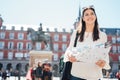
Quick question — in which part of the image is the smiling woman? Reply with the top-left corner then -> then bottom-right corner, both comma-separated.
62,5 -> 111,80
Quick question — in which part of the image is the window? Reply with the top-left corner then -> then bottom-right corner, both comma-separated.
26,42 -> 32,50
45,43 -> 50,51
117,37 -> 120,43
8,52 -> 13,60
24,53 -> 29,60
0,42 -> 4,49
0,52 -> 3,59
17,42 -> 23,50
36,42 -> 41,50
54,34 -> 59,41
18,33 -> 24,40
8,42 -> 14,49
102,29 -> 106,33
15,53 -> 23,60
27,33 -> 31,40
0,32 -> 5,39
62,44 -> 67,51
53,43 -> 58,51
53,54 -> 58,61
62,35 -> 67,42
112,46 -> 117,53
112,37 -> 116,43
118,46 -> 120,53
116,30 -> 120,36
119,56 -> 120,62
9,32 -> 14,39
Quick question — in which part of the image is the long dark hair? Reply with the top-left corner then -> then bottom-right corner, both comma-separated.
79,8 -> 99,42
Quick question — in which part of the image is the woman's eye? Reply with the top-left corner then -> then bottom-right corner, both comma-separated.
84,13 -> 89,16
91,12 -> 95,15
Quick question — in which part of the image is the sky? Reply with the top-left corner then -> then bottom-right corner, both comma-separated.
0,0 -> 120,31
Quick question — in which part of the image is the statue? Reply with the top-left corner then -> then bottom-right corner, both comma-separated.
39,23 -> 43,31
27,23 -> 50,49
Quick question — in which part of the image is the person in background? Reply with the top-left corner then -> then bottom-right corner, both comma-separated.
31,64 -> 37,80
42,63 -> 52,80
26,67 -> 32,80
63,5 -> 111,80
116,70 -> 120,80
2,70 -> 7,80
35,62 -> 43,80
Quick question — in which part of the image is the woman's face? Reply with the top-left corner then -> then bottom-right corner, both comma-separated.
38,62 -> 42,66
83,9 -> 96,25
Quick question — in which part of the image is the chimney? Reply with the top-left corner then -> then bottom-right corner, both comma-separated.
21,27 -> 24,31
11,26 -> 15,30
46,28 -> 49,32
62,28 -> 66,32
2,26 -> 6,30
54,28 -> 57,32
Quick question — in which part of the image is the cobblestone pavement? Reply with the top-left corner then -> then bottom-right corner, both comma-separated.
0,77 -> 118,80
0,77 -> 60,80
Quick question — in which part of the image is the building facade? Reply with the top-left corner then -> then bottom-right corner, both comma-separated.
100,28 -> 120,73
0,25 -> 120,76
0,26 -> 72,76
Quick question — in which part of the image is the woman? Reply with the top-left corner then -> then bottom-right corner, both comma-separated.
26,67 -> 32,80
64,5 -> 111,80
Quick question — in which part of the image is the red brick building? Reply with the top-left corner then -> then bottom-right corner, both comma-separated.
100,28 -> 120,73
0,25 -> 72,75
0,25 -> 120,75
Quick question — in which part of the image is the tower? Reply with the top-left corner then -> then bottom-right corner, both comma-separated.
0,15 -> 3,29
73,4 -> 81,29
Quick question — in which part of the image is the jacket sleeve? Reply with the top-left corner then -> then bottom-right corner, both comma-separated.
63,30 -> 77,62
100,32 -> 111,70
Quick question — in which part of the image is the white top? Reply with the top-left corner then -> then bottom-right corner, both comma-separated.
63,30 -> 111,80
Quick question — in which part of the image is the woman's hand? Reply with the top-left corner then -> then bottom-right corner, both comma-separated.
68,55 -> 77,62
96,60 -> 106,68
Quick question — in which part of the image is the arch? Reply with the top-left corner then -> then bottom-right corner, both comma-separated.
6,63 -> 12,71
25,63 -> 29,72
16,63 -> 22,70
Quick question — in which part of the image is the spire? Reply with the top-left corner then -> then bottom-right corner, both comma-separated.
0,14 -> 3,28
73,2 -> 81,29
78,4 -> 81,21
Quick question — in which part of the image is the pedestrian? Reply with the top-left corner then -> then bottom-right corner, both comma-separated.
35,62 -> 43,80
26,67 -> 32,80
2,71 -> 7,80
42,63 -> 52,80
63,5 -> 111,80
31,64 -> 37,80
116,70 -> 120,80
